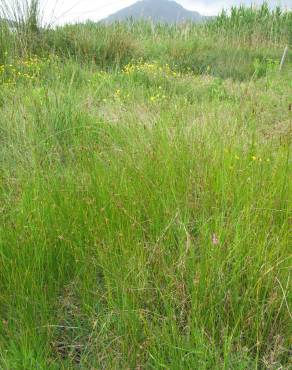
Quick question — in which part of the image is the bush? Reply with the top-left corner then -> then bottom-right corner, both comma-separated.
42,23 -> 142,68
0,0 -> 42,56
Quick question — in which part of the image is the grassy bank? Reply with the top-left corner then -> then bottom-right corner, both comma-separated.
0,2 -> 291,369
1,2 -> 291,78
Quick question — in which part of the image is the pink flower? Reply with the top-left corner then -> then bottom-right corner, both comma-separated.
212,233 -> 219,246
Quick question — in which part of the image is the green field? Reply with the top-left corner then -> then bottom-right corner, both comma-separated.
0,3 -> 291,368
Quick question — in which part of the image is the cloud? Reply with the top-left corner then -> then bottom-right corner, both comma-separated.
178,0 -> 230,15
179,0 -> 292,15
40,0 -> 292,25
41,0 -> 136,25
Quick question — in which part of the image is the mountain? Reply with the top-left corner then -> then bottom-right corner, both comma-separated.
103,0 -> 209,24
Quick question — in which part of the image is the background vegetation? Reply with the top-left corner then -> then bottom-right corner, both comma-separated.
0,1 -> 291,368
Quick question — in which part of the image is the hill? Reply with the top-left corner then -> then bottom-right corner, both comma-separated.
104,0 -> 209,23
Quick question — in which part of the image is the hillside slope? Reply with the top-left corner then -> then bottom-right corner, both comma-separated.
104,0 -> 208,23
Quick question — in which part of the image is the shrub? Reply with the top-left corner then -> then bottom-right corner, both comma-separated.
42,23 -> 142,68
0,0 -> 42,56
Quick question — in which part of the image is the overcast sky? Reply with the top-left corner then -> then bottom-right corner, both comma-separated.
38,0 -> 292,25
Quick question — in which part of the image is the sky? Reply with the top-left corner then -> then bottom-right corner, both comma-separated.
37,0 -> 292,25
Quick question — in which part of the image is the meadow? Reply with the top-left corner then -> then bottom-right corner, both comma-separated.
0,2 -> 291,369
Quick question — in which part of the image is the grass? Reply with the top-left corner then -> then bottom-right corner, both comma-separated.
0,2 -> 292,369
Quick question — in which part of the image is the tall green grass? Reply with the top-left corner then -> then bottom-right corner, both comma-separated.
0,1 -> 291,368
207,3 -> 292,45
1,2 -> 291,78
0,0 -> 43,58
